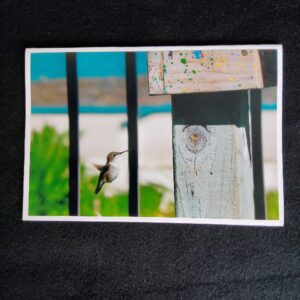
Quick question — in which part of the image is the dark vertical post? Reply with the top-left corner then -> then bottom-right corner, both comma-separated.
66,53 -> 79,216
172,91 -> 250,128
126,52 -> 139,216
250,89 -> 265,219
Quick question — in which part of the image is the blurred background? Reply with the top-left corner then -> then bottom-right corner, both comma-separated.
29,51 -> 278,219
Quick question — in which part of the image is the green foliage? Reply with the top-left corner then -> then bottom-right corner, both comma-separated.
140,184 -> 174,217
266,190 -> 279,220
29,126 -> 69,216
140,184 -> 162,216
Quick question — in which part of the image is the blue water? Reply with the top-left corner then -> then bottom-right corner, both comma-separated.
31,52 -> 148,81
31,103 -> 277,114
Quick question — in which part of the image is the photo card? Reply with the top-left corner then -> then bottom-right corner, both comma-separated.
24,45 -> 283,226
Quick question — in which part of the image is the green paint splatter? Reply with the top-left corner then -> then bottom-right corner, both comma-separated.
163,64 -> 167,74
192,70 -> 196,74
180,53 -> 183,56
180,58 -> 187,64
210,58 -> 213,61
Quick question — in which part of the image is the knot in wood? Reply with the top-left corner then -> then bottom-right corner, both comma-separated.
241,50 -> 248,56
183,126 -> 208,153
190,133 -> 200,142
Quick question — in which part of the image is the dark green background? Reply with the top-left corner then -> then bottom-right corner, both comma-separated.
0,1 -> 299,298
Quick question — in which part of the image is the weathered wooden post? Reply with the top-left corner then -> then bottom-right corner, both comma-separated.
148,49 -> 265,219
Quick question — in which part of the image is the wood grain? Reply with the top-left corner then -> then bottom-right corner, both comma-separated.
147,51 -> 165,94
173,125 -> 255,219
148,50 -> 263,94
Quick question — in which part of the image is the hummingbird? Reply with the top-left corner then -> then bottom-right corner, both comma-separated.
93,150 -> 129,195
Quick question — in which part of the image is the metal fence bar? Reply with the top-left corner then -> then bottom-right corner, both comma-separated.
126,52 -> 139,216
66,53 -> 79,216
250,89 -> 265,219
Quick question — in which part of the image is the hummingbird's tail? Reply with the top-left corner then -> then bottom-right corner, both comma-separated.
95,179 -> 105,195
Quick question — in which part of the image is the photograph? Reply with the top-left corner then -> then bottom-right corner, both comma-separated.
23,46 -> 283,225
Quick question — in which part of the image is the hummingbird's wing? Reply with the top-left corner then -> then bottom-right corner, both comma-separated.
95,165 -> 109,195
92,163 -> 105,171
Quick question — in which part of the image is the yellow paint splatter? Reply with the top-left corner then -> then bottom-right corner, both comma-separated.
214,56 -> 228,68
228,77 -> 236,82
215,56 -> 228,64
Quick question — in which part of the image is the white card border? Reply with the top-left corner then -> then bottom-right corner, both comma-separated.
23,45 -> 284,226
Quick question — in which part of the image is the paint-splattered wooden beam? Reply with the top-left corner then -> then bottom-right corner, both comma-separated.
147,50 -> 264,94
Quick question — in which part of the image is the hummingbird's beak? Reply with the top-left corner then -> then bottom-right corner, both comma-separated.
117,150 -> 129,155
